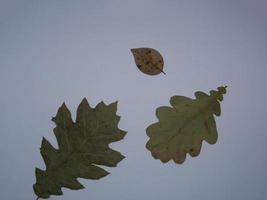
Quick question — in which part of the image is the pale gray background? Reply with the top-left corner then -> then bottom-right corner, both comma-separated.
0,0 -> 267,200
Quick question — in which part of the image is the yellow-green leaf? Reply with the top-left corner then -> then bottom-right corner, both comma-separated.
146,86 -> 227,164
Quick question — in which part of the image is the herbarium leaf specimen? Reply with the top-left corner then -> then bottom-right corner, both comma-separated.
33,98 -> 126,199
131,47 -> 165,75
146,86 -> 227,164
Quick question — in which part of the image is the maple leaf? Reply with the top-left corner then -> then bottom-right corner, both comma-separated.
146,86 -> 227,164
33,98 -> 126,199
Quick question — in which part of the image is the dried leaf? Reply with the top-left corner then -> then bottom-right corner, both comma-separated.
33,98 -> 126,199
131,47 -> 165,75
146,86 -> 227,164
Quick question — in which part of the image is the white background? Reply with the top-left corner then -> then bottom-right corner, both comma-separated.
1,1 -> 267,199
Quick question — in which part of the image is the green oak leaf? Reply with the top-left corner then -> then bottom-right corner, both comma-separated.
146,86 -> 227,164
33,98 -> 126,199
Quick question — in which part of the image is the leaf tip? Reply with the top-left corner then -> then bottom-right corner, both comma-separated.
109,101 -> 118,109
120,154 -> 126,161
61,102 -> 68,110
98,101 -> 106,107
81,97 -> 89,104
130,48 -> 136,53
217,86 -> 227,94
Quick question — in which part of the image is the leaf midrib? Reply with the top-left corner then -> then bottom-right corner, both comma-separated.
152,95 -> 221,149
164,95 -> 219,146
49,117 -> 102,173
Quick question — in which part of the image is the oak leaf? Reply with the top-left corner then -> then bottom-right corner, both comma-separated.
33,98 -> 126,199
146,86 -> 226,164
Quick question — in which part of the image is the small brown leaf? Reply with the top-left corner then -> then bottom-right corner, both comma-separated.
131,48 -> 165,75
